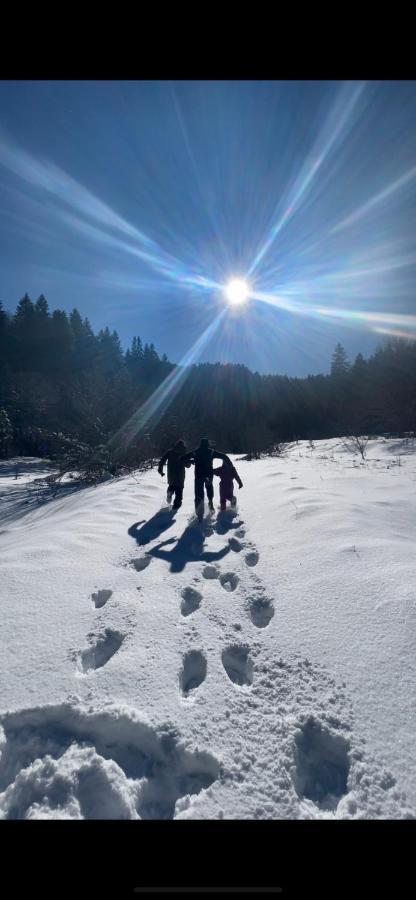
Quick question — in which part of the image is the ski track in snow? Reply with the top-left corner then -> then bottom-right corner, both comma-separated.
1,447 -> 414,820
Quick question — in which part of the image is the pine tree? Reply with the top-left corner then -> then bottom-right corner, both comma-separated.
353,352 -> 365,368
49,310 -> 74,372
0,408 -> 13,458
13,294 -> 36,369
331,343 -> 350,376
14,293 -> 35,325
34,294 -> 49,320
131,336 -> 144,361
0,300 -> 9,330
69,308 -> 84,339
96,327 -> 123,374
0,301 -> 9,364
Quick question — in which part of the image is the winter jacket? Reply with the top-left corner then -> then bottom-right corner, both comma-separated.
158,446 -> 189,486
213,463 -> 243,490
181,446 -> 228,479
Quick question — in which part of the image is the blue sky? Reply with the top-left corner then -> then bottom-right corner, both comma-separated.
1,80 -> 415,375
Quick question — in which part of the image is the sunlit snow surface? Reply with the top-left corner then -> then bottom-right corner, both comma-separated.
0,439 -> 415,819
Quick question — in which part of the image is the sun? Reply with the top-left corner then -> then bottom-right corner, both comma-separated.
224,277 -> 250,306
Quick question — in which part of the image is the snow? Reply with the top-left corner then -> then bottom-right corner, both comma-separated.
0,439 -> 415,819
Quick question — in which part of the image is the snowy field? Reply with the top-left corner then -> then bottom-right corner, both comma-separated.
0,438 -> 415,820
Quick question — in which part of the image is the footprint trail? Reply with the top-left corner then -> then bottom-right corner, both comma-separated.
180,650 -> 207,696
181,587 -> 202,617
78,630 -> 124,674
222,644 -> 253,686
91,589 -> 113,609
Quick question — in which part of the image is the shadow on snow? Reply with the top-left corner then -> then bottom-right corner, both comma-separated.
128,510 -> 176,547
147,521 -> 231,573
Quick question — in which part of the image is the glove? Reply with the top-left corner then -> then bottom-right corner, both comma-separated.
158,469 -> 165,477
239,483 -> 243,489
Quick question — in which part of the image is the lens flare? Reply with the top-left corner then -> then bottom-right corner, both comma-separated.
1,78 -> 416,373
108,309 -> 226,451
225,278 -> 250,305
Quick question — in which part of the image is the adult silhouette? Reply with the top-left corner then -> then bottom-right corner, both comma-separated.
181,438 -> 229,521
158,439 -> 190,510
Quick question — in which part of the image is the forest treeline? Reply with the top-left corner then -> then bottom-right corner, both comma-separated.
1,294 -> 415,472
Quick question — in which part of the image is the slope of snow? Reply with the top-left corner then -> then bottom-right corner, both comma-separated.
0,439 -> 415,819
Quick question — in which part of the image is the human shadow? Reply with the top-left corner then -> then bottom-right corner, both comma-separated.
128,510 -> 176,547
214,509 -> 244,536
148,521 -> 231,573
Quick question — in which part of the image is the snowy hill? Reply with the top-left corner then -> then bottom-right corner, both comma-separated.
0,438 -> 415,820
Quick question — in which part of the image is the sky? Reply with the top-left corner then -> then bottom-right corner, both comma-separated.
1,80 -> 416,376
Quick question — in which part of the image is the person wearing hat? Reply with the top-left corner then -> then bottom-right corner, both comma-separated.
158,439 -> 190,510
181,438 -> 229,521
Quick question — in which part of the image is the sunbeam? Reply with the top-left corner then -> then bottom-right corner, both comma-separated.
251,287 -> 416,339
247,82 -> 367,276
0,131 -> 221,296
331,165 -> 416,234
108,309 -> 226,451
1,79 -> 416,376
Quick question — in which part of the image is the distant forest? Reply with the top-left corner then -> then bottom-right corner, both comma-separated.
1,295 -> 415,470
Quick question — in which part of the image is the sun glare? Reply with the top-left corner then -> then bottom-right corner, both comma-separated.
225,278 -> 250,306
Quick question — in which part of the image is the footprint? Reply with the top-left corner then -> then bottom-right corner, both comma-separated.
219,572 -> 239,592
131,556 -> 152,572
181,587 -> 202,617
179,650 -> 207,696
222,645 -> 253,687
202,565 -> 219,580
79,630 -> 124,674
91,589 -> 113,609
292,717 -> 350,810
235,528 -> 246,539
228,538 -> 243,553
245,551 -> 259,568
250,597 -> 274,628
0,704 -> 220,820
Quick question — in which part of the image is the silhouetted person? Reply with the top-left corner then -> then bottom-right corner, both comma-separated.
213,458 -> 243,510
158,439 -> 190,510
181,438 -> 229,521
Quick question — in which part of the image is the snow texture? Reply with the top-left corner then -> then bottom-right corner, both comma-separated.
0,439 -> 415,819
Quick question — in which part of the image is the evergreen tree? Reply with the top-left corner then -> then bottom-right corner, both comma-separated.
13,294 -> 36,368
49,310 -> 74,372
34,294 -> 49,320
0,300 -> 7,324
14,293 -> 35,325
0,408 -> 13,458
0,301 -> 9,364
1,291 -> 416,463
330,343 -> 350,376
96,327 -> 123,375
352,352 -> 366,373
